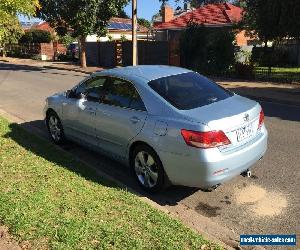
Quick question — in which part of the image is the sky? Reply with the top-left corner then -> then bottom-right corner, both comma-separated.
124,0 -> 179,20
20,0 -> 180,22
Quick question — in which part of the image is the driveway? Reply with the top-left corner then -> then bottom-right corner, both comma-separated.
0,63 -> 299,248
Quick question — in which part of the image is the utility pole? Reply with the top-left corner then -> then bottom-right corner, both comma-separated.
132,0 -> 138,65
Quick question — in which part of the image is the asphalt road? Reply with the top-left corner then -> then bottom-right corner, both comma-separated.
0,63 -> 299,245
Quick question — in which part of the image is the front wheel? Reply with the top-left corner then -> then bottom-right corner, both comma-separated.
131,145 -> 165,193
46,111 -> 66,145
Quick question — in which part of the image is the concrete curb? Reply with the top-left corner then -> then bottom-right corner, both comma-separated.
43,65 -> 93,74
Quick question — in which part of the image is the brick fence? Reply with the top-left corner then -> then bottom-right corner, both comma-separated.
5,42 -> 67,60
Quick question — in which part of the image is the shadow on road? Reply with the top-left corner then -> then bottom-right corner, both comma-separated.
0,63 -> 85,77
5,120 -> 198,207
0,63 -> 44,72
228,86 -> 300,122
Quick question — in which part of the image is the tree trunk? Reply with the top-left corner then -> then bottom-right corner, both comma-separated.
1,44 -> 6,58
79,36 -> 87,68
296,38 -> 300,66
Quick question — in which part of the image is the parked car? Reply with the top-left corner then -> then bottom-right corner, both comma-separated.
44,66 -> 268,192
66,42 -> 79,60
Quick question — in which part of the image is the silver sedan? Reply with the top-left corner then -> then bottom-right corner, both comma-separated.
44,66 -> 268,192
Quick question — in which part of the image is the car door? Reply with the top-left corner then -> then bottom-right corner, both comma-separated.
62,76 -> 107,146
94,77 -> 147,159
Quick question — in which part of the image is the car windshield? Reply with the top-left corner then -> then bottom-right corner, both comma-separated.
148,72 -> 233,110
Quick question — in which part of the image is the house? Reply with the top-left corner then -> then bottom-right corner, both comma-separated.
31,21 -> 56,34
152,2 -> 194,26
86,17 -> 150,42
22,19 -> 150,42
20,21 -> 41,30
153,3 -> 252,47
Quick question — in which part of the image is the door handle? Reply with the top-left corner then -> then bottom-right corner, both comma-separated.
130,116 -> 141,124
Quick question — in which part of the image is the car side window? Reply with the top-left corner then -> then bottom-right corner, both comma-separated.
75,76 -> 107,102
102,78 -> 146,111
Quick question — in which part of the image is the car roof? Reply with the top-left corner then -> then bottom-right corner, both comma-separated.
94,65 -> 192,82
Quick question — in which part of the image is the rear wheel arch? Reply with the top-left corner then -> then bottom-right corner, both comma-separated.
129,141 -> 171,190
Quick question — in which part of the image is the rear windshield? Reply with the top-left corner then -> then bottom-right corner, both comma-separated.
148,72 -> 233,110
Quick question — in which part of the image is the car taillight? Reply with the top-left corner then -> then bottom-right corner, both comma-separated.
258,109 -> 264,129
181,129 -> 231,149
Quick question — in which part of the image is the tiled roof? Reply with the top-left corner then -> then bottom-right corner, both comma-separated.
154,3 -> 242,30
31,21 -> 55,33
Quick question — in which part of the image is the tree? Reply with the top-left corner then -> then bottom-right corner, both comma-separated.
0,0 -> 39,51
0,16 -> 24,55
138,18 -> 151,29
19,29 -> 52,43
0,0 -> 39,19
231,0 -> 246,8
59,34 -> 76,47
242,0 -> 300,43
180,23 -> 235,74
159,0 -> 169,5
186,0 -> 227,8
38,0 -> 129,67
117,9 -> 129,18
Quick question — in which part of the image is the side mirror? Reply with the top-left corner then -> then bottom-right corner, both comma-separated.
66,89 -> 77,99
65,90 -> 72,98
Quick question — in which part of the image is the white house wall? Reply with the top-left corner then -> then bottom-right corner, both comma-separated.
86,33 -> 148,42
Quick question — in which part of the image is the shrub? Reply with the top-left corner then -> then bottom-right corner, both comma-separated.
120,34 -> 128,42
19,29 -> 52,44
251,46 -> 293,67
234,62 -> 255,79
31,54 -> 42,60
180,23 -> 235,75
59,34 -> 76,47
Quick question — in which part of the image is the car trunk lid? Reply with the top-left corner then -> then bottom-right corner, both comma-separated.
180,95 -> 262,151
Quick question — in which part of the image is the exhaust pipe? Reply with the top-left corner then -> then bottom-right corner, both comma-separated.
241,169 -> 251,178
201,183 -> 221,192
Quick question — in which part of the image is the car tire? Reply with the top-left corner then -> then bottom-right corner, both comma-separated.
46,111 -> 66,145
131,144 -> 165,193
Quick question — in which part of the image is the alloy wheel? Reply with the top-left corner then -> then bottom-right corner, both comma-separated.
48,115 -> 61,142
134,151 -> 158,188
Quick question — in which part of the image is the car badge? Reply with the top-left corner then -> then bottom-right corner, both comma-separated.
243,114 -> 250,122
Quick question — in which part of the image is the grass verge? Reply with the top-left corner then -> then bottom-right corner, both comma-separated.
0,116 -> 221,250
256,67 -> 300,73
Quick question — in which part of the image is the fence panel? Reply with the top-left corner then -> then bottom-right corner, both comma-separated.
122,41 -> 169,66
99,42 -> 116,67
86,42 -> 116,67
85,42 -> 100,67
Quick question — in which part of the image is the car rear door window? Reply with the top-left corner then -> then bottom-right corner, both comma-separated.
102,78 -> 146,111
148,72 -> 233,110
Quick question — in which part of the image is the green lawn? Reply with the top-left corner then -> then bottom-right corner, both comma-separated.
255,67 -> 300,73
0,116 -> 221,250
254,67 -> 300,82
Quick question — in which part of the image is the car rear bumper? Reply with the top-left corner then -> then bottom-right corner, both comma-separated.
159,127 -> 268,188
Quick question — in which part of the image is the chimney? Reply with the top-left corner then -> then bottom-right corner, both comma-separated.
161,4 -> 174,23
184,2 -> 191,11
